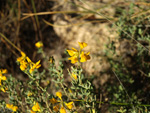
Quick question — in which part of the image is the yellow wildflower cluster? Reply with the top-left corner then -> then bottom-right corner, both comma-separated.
35,41 -> 43,48
17,52 -> 41,74
67,42 -> 90,64
6,104 -> 18,112
31,102 -> 41,112
50,92 -> 74,113
0,69 -> 7,86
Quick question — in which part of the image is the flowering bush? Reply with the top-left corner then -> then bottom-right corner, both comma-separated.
0,42 -> 99,113
1,1 -> 150,113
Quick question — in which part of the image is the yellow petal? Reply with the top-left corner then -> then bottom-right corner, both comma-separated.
20,64 -> 27,71
12,106 -> 18,111
35,64 -> 41,69
86,52 -> 90,55
71,47 -> 78,52
2,76 -> 6,80
6,104 -> 13,109
32,102 -> 40,111
50,98 -> 57,104
21,51 -> 26,57
35,60 -> 41,69
78,42 -> 87,49
32,106 -> 37,111
2,69 -> 8,74
35,41 -> 43,48
80,51 -> 90,62
56,92 -> 62,100
67,48 -> 78,57
26,57 -> 32,63
68,56 -> 78,64
36,60 -> 41,65
17,57 -> 23,62
65,102 -> 74,110
30,60 -> 41,73
1,87 -> 6,92
20,60 -> 27,65
60,107 -> 66,113
71,73 -> 77,80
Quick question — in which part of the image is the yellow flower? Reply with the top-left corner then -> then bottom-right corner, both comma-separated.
17,52 -> 28,71
0,69 -> 7,86
60,107 -> 66,113
67,48 -> 79,63
29,60 -> 41,74
17,51 -> 26,63
35,41 -> 43,48
20,61 -> 27,71
21,51 -> 26,57
67,42 -> 90,64
65,102 -> 74,110
0,75 -> 6,81
56,92 -> 62,100
0,73 -> 7,86
68,56 -> 78,64
1,87 -> 5,92
26,57 -> 32,64
12,106 -> 18,112
0,69 -> 8,75
32,102 -> 40,112
50,98 -> 57,104
6,104 -> 13,109
1,87 -> 7,92
50,93 -> 73,113
53,105 -> 60,112
6,104 -> 18,112
67,48 -> 78,57
80,51 -> 90,62
71,73 -> 77,80
78,42 -> 87,49
1,69 -> 8,74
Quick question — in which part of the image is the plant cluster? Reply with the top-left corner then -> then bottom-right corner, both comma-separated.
104,4 -> 150,112
1,1 -> 150,113
0,42 -> 99,113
